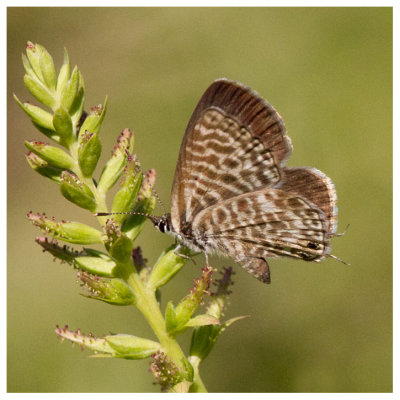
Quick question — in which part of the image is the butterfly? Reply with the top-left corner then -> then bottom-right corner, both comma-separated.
147,79 -> 346,284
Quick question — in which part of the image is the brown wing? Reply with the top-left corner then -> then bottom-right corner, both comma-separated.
171,79 -> 292,232
191,188 -> 331,282
277,167 -> 337,235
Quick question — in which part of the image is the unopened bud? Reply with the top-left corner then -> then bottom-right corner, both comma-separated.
147,244 -> 191,290
60,171 -> 97,211
27,212 -> 103,244
78,131 -> 102,177
26,152 -> 63,183
25,140 -> 74,169
165,266 -> 213,335
78,271 -> 135,306
111,157 -> 142,223
97,128 -> 133,193
105,334 -> 160,359
78,98 -> 108,140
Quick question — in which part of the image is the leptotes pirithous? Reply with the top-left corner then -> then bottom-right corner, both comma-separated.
152,79 -> 342,283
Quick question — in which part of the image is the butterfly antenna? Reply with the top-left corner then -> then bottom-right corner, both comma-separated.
134,154 -> 167,214
151,186 -> 167,214
95,211 -> 152,218
329,253 -> 350,266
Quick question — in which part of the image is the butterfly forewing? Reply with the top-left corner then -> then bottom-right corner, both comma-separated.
171,79 -> 292,232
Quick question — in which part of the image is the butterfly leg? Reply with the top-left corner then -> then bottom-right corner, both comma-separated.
173,244 -> 197,265
240,257 -> 271,284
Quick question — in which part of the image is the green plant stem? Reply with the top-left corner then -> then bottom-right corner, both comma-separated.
126,270 -> 207,392
188,356 -> 207,393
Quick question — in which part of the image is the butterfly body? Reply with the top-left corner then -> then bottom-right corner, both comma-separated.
152,79 -> 339,283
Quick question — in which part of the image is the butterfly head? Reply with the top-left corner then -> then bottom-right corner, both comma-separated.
150,213 -> 172,234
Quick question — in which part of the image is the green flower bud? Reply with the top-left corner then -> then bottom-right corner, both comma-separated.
25,141 -> 74,169
60,171 -> 97,211
109,235 -> 134,264
60,65 -> 80,112
97,128 -> 133,194
25,41 -> 44,82
189,325 -> 220,362
78,131 -> 102,177
22,53 -> 36,80
122,169 -> 157,240
38,45 -> 57,91
78,98 -> 108,141
122,196 -> 156,241
147,245 -> 191,290
23,74 -> 56,109
105,334 -> 161,359
70,72 -> 85,125
78,271 -> 135,305
111,158 -> 142,223
56,48 -> 71,94
26,152 -> 63,183
166,266 -> 213,335
74,253 -> 118,277
53,107 -> 75,147
14,94 -> 54,132
27,212 -> 103,244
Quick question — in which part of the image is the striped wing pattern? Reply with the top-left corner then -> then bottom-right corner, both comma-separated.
170,79 -> 337,283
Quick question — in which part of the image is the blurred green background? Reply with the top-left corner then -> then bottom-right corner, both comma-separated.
7,7 -> 392,393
